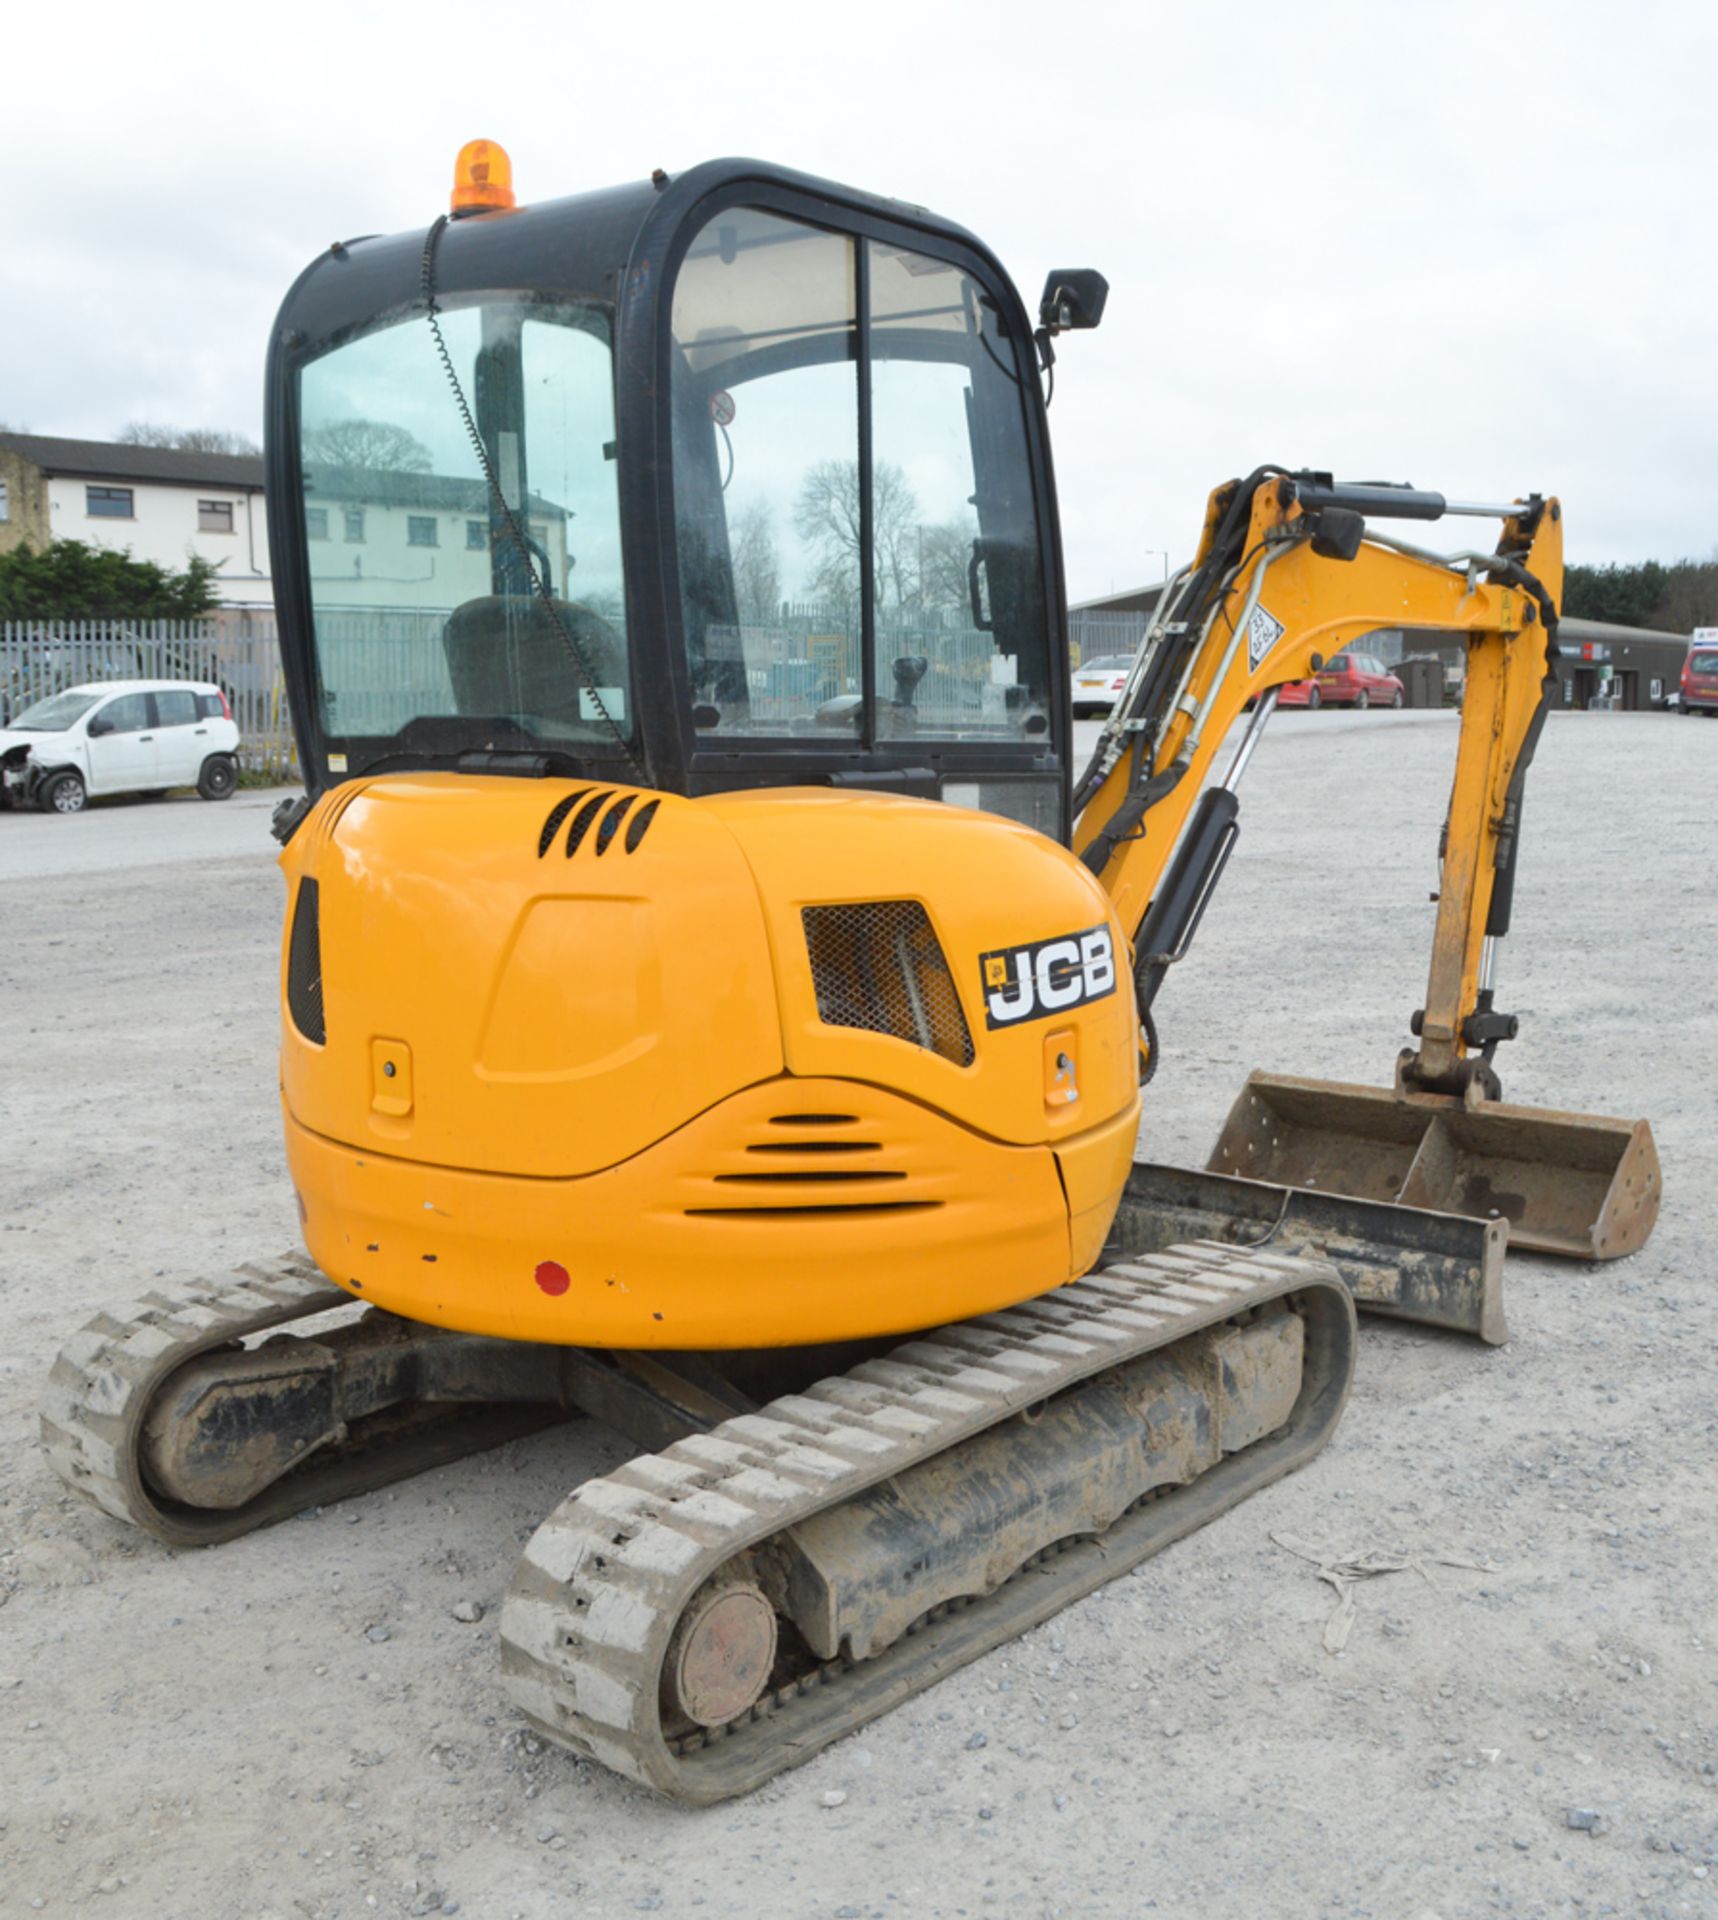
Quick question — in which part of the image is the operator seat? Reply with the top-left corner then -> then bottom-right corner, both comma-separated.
442,595 -> 626,731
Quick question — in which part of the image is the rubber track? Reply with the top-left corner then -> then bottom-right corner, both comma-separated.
500,1241 -> 1355,1802
40,1254 -> 557,1547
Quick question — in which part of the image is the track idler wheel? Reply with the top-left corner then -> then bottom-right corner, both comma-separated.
662,1574 -> 777,1730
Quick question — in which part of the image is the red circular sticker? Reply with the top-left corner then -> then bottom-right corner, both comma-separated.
709,389 -> 736,427
534,1260 -> 571,1296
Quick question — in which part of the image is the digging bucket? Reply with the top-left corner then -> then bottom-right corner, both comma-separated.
1207,1072 -> 1661,1263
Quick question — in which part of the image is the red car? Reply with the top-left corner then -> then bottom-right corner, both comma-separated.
1275,677 -> 1323,709
1680,641 -> 1718,715
1313,649 -> 1404,709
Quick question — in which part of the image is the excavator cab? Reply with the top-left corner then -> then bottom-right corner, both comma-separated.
41,148 -> 1659,1807
265,159 -> 1077,837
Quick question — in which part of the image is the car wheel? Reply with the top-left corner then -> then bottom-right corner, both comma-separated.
1390,689 -> 1404,709
1355,690 -> 1370,711
197,754 -> 238,801
1306,686 -> 1322,710
40,770 -> 87,815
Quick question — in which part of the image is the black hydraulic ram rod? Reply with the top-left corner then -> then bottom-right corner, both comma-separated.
1130,689 -> 1276,1011
1286,477 -> 1533,523
1132,784 -> 1239,1012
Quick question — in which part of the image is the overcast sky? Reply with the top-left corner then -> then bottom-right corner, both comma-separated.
4,0 -> 1714,598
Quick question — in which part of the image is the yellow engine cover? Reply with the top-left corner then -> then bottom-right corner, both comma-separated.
278,777 -> 1140,1348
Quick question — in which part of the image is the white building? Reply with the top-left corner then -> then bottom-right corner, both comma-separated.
0,432 -> 273,608
301,465 -> 570,611
0,433 -> 581,628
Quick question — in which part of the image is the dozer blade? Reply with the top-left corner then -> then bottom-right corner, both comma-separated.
1116,1159 -> 1509,1344
1207,1071 -> 1662,1263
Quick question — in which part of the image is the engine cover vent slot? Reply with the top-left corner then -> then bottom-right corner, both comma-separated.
802,903 -> 975,1067
537,790 -> 590,857
687,1201 -> 940,1220
625,798 -> 661,852
565,790 -> 614,857
714,1170 -> 905,1186
596,794 -> 636,854
318,781 -> 368,845
287,877 -> 326,1045
745,1140 -> 879,1156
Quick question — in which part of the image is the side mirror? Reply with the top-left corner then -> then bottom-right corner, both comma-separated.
1038,269 -> 1109,335
87,714 -> 113,737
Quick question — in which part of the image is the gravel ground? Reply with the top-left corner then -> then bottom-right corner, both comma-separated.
1,711 -> 1713,1920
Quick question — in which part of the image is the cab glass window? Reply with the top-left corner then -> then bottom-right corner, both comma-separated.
869,241 -> 1049,741
297,299 -> 629,756
671,209 -> 860,736
155,690 -> 198,726
669,208 -> 1048,744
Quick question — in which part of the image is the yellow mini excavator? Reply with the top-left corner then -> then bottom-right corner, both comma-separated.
43,147 -> 1657,1802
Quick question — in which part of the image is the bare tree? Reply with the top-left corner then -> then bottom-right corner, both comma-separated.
730,500 -> 782,622
118,422 -> 260,455
916,519 -> 979,611
793,460 -> 921,609
301,418 -> 433,473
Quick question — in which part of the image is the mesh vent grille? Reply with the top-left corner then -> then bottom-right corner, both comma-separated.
287,877 -> 325,1046
802,903 -> 974,1067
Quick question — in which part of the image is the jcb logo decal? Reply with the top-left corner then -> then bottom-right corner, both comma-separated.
980,925 -> 1117,1029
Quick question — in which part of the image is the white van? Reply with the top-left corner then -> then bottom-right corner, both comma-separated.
0,681 -> 242,814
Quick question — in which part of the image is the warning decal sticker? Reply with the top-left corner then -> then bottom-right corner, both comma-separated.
1246,604 -> 1286,671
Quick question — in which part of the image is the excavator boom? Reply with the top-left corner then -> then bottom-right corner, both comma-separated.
1079,471 -> 1659,1337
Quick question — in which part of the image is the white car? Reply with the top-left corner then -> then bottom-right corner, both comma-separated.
1070,653 -> 1133,718
0,680 -> 241,815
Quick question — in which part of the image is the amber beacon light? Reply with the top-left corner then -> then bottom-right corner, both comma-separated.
450,139 -> 516,215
